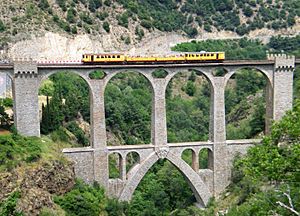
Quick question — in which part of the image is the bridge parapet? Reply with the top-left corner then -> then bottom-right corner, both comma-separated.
168,142 -> 213,157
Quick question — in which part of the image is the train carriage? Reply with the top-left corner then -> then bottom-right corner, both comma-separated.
82,52 -> 225,64
82,53 -> 125,63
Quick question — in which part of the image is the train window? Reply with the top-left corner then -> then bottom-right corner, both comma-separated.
211,54 -> 214,56
117,55 -> 120,58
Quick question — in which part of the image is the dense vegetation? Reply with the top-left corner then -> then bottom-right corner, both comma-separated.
205,100 -> 300,215
173,35 -> 300,59
0,0 -> 299,47
0,133 -> 42,172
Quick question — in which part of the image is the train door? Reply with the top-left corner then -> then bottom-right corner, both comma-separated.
216,53 -> 219,60
91,55 -> 94,62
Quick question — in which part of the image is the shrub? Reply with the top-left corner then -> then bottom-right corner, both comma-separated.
124,36 -> 130,45
66,121 -> 89,146
0,135 -> 42,171
0,191 -> 22,216
51,127 -> 69,143
0,98 -> 13,107
152,69 -> 168,78
204,24 -> 211,32
67,8 -> 77,23
103,21 -> 110,32
140,20 -> 152,29
117,12 -> 129,28
80,12 -> 93,25
56,0 -> 66,11
135,26 -> 144,40
104,0 -> 111,6
96,11 -> 108,20
184,81 -> 196,96
38,0 -> 50,10
89,70 -> 106,79
54,180 -> 106,216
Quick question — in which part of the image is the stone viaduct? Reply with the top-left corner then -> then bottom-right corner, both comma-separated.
0,54 -> 297,207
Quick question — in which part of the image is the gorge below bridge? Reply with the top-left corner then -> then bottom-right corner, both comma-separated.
0,54 -> 298,207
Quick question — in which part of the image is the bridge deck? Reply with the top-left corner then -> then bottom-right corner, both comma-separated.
0,59 -> 299,70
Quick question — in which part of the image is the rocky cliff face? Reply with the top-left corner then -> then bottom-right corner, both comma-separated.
7,18 -> 300,61
1,0 -> 299,61
0,160 -> 75,216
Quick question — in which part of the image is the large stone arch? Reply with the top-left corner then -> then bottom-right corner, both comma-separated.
224,66 -> 273,88
37,69 -> 94,143
165,68 -> 216,92
224,66 -> 273,136
165,68 -> 215,143
102,69 -> 155,92
119,151 -> 212,207
38,69 -> 92,93
103,69 -> 155,146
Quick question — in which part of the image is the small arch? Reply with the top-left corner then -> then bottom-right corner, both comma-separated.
109,152 -> 123,179
152,69 -> 168,78
181,148 -> 198,171
199,148 -> 213,170
126,151 -> 140,173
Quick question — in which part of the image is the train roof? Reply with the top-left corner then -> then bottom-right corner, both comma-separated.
182,51 -> 225,53
83,53 -> 124,55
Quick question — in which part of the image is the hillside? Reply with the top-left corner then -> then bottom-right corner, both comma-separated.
0,0 -> 299,60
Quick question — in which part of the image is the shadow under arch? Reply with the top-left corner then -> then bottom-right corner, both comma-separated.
119,151 -> 211,207
224,67 -> 273,138
104,70 -> 154,145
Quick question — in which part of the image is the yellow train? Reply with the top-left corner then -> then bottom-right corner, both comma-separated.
82,52 -> 225,64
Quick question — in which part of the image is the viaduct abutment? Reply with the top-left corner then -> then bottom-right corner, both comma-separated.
1,55 -> 295,207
